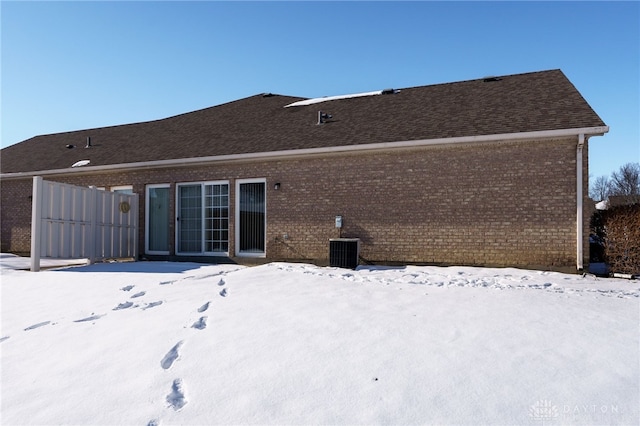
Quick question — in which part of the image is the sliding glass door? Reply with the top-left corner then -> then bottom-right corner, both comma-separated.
177,182 -> 229,255
204,184 -> 229,253
236,179 -> 266,257
177,184 -> 202,253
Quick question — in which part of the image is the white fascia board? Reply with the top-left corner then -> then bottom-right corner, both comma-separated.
0,126 -> 609,179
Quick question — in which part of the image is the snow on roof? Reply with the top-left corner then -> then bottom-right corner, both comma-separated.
284,90 -> 385,107
71,159 -> 90,168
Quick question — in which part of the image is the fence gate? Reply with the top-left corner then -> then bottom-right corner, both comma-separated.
30,176 -> 138,271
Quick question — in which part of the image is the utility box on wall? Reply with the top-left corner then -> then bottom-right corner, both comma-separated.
329,238 -> 360,269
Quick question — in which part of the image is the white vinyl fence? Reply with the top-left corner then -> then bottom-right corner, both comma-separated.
30,177 -> 138,271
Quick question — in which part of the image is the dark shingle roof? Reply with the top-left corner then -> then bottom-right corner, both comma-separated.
1,69 -> 606,174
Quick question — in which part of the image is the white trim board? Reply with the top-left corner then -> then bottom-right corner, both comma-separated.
1,126 -> 609,179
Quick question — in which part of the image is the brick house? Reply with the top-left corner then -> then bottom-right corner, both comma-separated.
0,69 -> 608,270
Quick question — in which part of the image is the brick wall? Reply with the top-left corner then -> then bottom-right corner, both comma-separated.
0,136 -> 586,269
0,178 -> 33,253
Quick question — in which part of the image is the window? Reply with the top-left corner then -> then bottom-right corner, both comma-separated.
236,179 -> 266,257
111,185 -> 134,194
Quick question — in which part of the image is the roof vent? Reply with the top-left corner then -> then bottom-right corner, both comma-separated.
262,93 -> 275,98
317,111 -> 332,125
85,137 -> 92,148
483,76 -> 502,82
66,144 -> 75,149
381,88 -> 397,95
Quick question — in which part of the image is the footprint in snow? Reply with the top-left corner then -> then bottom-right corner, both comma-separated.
191,316 -> 208,330
159,280 -> 175,286
146,420 -> 159,426
191,273 -> 224,281
161,341 -> 183,370
166,378 -> 187,411
528,283 -> 553,289
142,301 -> 163,310
131,291 -> 146,298
217,278 -> 225,286
219,288 -> 227,297
74,314 -> 105,323
197,302 -> 210,313
121,285 -> 135,291
113,301 -> 134,310
24,321 -> 51,331
0,336 -> 10,343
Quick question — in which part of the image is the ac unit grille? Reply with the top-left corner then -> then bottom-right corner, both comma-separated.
329,238 -> 360,269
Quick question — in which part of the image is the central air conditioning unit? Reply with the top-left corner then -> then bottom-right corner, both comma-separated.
329,238 -> 360,269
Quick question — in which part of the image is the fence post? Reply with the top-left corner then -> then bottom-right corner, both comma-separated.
132,194 -> 139,260
30,176 -> 43,272
88,186 -> 97,265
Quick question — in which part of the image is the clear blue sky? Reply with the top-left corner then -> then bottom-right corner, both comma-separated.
2,1 -> 638,181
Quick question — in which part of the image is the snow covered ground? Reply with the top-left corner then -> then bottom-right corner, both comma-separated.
0,253 -> 88,271
1,258 -> 638,425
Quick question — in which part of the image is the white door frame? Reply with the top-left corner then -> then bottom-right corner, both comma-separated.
175,181 -> 230,256
235,178 -> 267,258
145,183 -> 171,255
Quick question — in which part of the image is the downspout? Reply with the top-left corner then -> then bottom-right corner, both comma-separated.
576,134 -> 585,271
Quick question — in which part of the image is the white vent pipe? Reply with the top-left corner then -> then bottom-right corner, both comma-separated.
576,133 -> 585,271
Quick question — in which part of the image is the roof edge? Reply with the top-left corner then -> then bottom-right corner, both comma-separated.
0,126 -> 608,179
